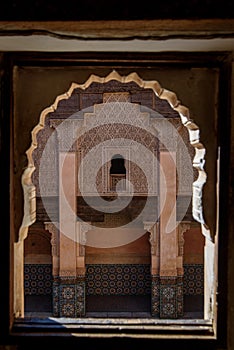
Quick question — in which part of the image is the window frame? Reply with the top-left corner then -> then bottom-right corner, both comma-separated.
0,50 -> 231,348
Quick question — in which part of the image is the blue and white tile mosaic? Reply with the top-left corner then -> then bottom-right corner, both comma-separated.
24,264 -> 52,295
183,264 -> 204,295
53,277 -> 85,318
24,263 -> 204,317
86,264 -> 151,296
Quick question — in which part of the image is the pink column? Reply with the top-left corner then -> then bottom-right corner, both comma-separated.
160,151 -> 177,277
59,152 -> 77,277
159,151 -> 182,318
58,152 -> 85,317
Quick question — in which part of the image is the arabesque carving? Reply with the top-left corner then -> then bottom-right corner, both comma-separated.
20,70 -> 210,242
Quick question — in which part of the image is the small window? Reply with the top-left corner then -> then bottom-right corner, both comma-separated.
110,154 -> 126,191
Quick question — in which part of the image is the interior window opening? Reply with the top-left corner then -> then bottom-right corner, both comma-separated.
110,154 -> 126,192
12,70 -> 216,326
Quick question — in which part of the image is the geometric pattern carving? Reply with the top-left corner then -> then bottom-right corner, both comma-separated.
84,100 -> 150,130
22,71 -> 209,252
103,92 -> 130,104
177,125 -> 195,195
79,123 -> 158,195
32,127 -> 58,196
152,118 -> 178,152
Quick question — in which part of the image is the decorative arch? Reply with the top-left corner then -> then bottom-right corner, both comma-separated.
14,70 -> 211,319
19,70 -> 210,243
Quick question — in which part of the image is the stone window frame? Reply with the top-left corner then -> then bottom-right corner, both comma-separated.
0,49 -> 231,347
109,154 -> 127,192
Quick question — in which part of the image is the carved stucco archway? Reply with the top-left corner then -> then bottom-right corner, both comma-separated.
14,71 -> 213,319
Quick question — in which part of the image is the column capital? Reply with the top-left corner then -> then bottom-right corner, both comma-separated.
144,222 -> 159,255
143,221 -> 155,233
178,222 -> 191,235
44,222 -> 59,257
77,221 -> 91,256
178,222 -> 190,256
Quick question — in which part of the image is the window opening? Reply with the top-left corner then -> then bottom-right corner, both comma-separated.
13,70 -> 214,324
110,154 -> 126,192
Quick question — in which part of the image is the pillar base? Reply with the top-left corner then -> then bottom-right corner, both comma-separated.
151,275 -> 160,317
53,276 -> 85,317
159,276 -> 183,319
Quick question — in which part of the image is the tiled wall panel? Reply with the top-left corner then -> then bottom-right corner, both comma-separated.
183,264 -> 204,295
24,264 -> 52,295
86,264 -> 151,295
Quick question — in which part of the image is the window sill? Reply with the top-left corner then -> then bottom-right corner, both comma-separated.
11,316 -> 215,340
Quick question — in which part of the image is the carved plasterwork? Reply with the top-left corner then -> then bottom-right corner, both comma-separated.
20,70 -> 210,242
77,222 -> 91,256
59,270 -> 76,277
176,125 -> 195,195
50,119 -> 83,152
178,222 -> 190,256
103,92 -> 130,103
44,222 -> 59,257
153,118 -> 178,151
144,222 -> 159,255
33,127 -> 58,196
79,124 -> 158,195
44,221 -> 59,276
83,100 -> 149,130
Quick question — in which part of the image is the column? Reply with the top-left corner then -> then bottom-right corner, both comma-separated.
14,241 -> 24,317
204,237 -> 215,320
75,222 -> 91,317
159,151 -> 181,318
58,152 -> 80,317
44,222 -> 60,316
144,222 -> 160,317
177,223 -> 190,318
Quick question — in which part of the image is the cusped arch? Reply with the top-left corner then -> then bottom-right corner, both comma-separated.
19,70 -> 210,242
